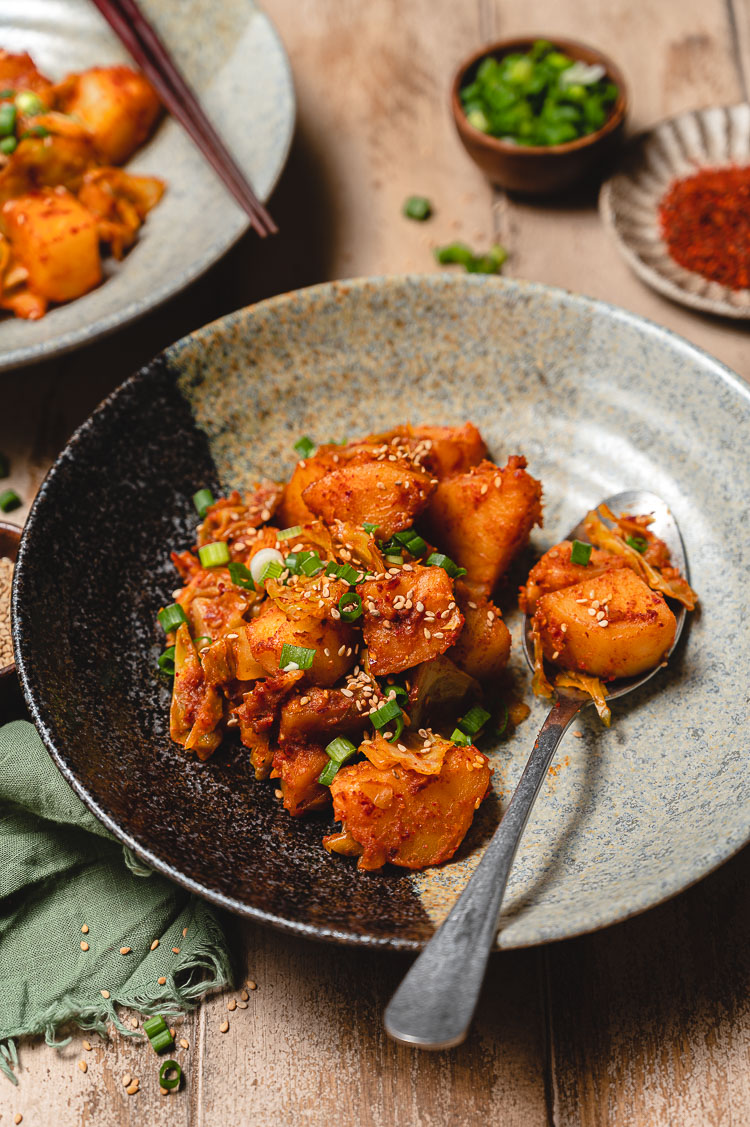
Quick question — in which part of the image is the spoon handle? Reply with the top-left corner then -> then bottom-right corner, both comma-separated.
384,694 -> 583,1049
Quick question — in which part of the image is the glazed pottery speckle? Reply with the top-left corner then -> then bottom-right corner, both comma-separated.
600,104 -> 750,318
0,0 -> 295,370
14,274 -> 750,950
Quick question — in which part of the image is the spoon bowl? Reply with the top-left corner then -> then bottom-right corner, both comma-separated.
385,491 -> 691,1049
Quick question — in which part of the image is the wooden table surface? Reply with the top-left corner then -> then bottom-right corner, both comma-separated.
2,1 -> 750,1123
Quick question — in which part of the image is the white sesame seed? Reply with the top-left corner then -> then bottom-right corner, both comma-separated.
599,620 -> 609,628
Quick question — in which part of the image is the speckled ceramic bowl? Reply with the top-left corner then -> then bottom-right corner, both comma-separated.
600,104 -> 750,317
0,0 -> 295,371
13,274 -> 750,950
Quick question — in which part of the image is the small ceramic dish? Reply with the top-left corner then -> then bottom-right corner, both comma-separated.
451,36 -> 628,195
600,104 -> 750,318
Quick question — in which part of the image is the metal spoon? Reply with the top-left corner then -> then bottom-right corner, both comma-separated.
384,491 -> 690,1049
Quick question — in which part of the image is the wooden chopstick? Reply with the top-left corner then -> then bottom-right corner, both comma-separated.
89,0 -> 277,237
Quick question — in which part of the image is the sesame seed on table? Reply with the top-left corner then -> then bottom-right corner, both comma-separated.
3,0 -> 750,1124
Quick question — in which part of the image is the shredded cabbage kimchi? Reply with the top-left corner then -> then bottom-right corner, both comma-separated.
0,50 -> 164,319
159,423 -> 543,872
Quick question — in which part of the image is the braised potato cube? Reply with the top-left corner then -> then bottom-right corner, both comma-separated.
326,744 -> 491,870
59,65 -> 161,164
427,455 -> 543,593
2,188 -> 101,302
0,50 -> 54,98
278,455 -> 337,527
243,601 -> 356,686
302,459 -> 435,540
519,540 -> 629,614
364,423 -> 486,479
272,743 -> 331,817
448,581 -> 511,681
358,564 -> 463,675
534,567 -> 676,680
279,686 -> 369,744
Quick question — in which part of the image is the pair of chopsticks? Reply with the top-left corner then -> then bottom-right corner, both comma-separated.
90,0 -> 277,237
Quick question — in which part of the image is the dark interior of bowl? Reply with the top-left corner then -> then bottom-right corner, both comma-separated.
13,358 -> 432,949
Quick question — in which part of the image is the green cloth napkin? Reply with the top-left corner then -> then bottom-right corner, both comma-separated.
0,720 -> 232,1084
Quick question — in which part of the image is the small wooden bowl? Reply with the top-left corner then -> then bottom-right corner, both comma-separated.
451,36 -> 628,195
0,521 -> 22,711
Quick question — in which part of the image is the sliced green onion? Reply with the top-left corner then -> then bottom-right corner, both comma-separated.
159,1059 -> 182,1090
293,435 -> 315,458
194,635 -> 211,649
425,551 -> 467,578
278,525 -> 303,540
570,539 -> 592,566
496,700 -> 509,737
450,727 -> 472,746
457,705 -> 491,736
158,603 -> 187,633
0,488 -> 21,512
385,554 -> 403,565
318,759 -> 340,786
387,715 -> 405,742
284,553 -> 302,573
20,125 -> 49,138
0,452 -> 9,478
0,89 -> 15,99
228,561 -> 255,590
157,646 -> 176,676
299,551 -> 324,577
198,541 -> 230,568
260,558 -> 285,581
0,102 -> 16,136
15,90 -> 46,115
434,241 -> 507,275
386,684 -> 409,707
369,698 -> 403,743
363,522 -> 379,535
403,195 -> 432,220
192,488 -> 214,518
391,529 -> 427,556
0,136 -> 17,154
626,535 -> 648,554
143,1014 -> 168,1039
150,1028 -> 175,1054
338,592 -> 362,621
325,561 -> 362,584
279,643 -> 316,671
325,736 -> 357,764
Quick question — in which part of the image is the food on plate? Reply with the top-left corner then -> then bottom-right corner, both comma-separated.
520,504 -> 698,724
460,38 -> 619,147
158,423 -> 543,871
0,50 -> 164,319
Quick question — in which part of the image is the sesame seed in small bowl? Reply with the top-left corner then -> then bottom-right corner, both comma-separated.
451,36 -> 628,195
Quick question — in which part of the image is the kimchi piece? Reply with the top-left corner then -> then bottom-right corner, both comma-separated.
158,423 -> 544,871
0,50 -> 164,319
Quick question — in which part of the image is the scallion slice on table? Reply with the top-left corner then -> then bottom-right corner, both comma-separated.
143,1014 -> 174,1053
338,592 -> 363,621
278,643 -> 316,671
159,1059 -> 182,1090
192,488 -> 214,518
403,195 -> 433,220
157,646 -> 176,676
198,541 -> 230,568
570,539 -> 592,566
626,535 -> 648,554
318,736 -> 358,785
370,698 -> 405,742
434,242 -> 507,275
425,551 -> 467,578
158,603 -> 187,633
228,561 -> 255,590
0,488 -> 21,512
293,435 -> 315,458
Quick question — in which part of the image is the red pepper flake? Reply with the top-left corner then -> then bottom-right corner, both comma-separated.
659,166 -> 750,290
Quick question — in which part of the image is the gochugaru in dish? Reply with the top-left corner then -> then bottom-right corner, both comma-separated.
159,424 -> 543,872
520,504 -> 697,724
0,50 -> 163,319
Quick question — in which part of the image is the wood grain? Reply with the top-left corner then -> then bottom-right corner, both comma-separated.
2,0 -> 750,1124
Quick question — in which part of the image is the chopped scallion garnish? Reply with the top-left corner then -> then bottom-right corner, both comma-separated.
228,561 -> 255,590
0,102 -> 16,137
158,603 -> 187,633
496,700 -> 509,737
457,705 -> 491,736
363,522 -> 379,535
318,759 -> 340,786
0,488 -> 21,512
425,551 -> 467,578
338,592 -> 362,621
159,1059 -> 182,1090
403,195 -> 433,220
325,736 -> 357,764
15,90 -> 46,115
0,136 -> 17,154
192,488 -> 214,518
450,727 -> 472,746
570,539 -> 592,566
278,525 -> 303,540
299,551 -> 324,577
157,646 -> 176,676
279,643 -> 316,671
325,561 -> 362,584
260,559 -> 285,582
198,541 -> 230,568
385,554 -> 403,565
626,535 -> 648,554
293,435 -> 315,458
370,698 -> 404,742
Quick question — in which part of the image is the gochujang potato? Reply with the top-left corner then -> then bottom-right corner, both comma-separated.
303,459 -> 435,539
448,582 -> 511,681
358,565 -> 463,675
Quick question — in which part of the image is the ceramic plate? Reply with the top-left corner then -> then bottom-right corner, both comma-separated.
0,0 -> 294,371
600,104 -> 750,318
13,275 -> 750,950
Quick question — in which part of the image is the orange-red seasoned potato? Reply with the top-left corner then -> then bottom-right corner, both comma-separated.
0,135 -> 97,205
272,743 -> 330,817
364,423 -> 487,479
427,455 -> 542,593
279,686 -> 369,744
277,454 -> 336,527
302,460 -> 435,540
2,188 -> 101,301
242,601 -> 356,686
58,65 -> 161,164
326,744 -> 491,870
534,567 -> 676,680
0,50 -> 54,98
519,540 -> 629,614
358,565 -> 463,675
448,581 -> 511,681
